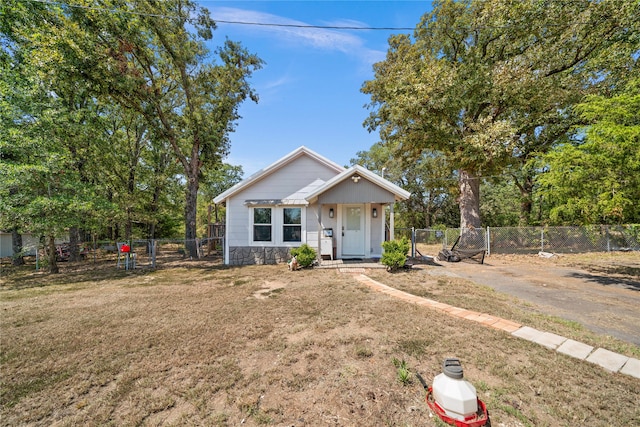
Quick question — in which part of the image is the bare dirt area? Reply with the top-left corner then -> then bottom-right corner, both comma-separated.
1,258 -> 639,427
422,252 -> 640,346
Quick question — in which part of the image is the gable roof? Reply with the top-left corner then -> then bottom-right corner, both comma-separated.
305,164 -> 410,203
213,146 -> 345,205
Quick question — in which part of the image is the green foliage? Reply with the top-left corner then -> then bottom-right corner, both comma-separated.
198,163 -> 244,235
480,179 -> 521,227
351,142 -> 459,228
0,41 -> 115,265
362,0 -> 640,228
290,244 -> 317,268
381,238 -> 410,271
1,0 -> 260,249
537,79 -> 640,225
392,358 -> 412,386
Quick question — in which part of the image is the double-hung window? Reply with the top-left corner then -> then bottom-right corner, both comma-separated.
251,206 -> 304,244
253,207 -> 272,242
283,208 -> 301,242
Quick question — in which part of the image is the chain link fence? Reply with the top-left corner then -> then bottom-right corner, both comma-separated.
6,225 -> 638,270
11,238 -> 225,271
404,225 -> 639,257
126,238 -> 225,269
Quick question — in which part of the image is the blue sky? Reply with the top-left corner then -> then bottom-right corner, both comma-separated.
199,1 -> 433,176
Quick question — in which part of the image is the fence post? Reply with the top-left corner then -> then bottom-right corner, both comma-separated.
411,227 -> 415,258
486,227 -> 491,256
541,228 -> 544,252
151,239 -> 157,268
606,225 -> 611,253
93,235 -> 97,264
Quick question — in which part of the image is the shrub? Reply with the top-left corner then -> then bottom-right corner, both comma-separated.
381,237 -> 410,271
290,244 -> 317,268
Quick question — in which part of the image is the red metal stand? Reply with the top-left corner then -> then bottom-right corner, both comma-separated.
426,387 -> 489,427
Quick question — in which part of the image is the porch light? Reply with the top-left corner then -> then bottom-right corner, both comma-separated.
329,208 -> 334,218
372,208 -> 377,218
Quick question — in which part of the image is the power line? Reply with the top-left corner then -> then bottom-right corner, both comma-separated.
25,0 -> 602,32
213,20 -> 414,31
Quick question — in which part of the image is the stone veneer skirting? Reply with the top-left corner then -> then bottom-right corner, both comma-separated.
228,246 -> 292,265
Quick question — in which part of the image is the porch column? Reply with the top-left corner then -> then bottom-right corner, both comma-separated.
389,203 -> 395,241
317,203 -> 322,262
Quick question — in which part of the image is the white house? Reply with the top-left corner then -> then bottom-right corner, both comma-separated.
213,146 -> 410,265
0,232 -> 40,258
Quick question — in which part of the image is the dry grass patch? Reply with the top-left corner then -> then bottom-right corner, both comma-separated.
366,263 -> 640,360
1,262 -> 639,426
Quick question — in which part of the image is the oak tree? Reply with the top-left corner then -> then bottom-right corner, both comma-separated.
11,0 -> 263,257
362,0 -> 639,228
537,79 -> 640,225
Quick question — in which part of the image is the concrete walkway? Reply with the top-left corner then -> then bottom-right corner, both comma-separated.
351,273 -> 640,380
317,259 -> 386,273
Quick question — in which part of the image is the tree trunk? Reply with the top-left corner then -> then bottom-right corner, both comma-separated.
148,182 -> 162,239
458,169 -> 481,229
48,234 -> 59,274
148,221 -> 156,241
519,196 -> 533,226
125,210 -> 132,242
11,229 -> 25,266
184,174 -> 199,258
518,175 -> 534,226
69,226 -> 80,262
126,164 -> 136,241
425,192 -> 435,228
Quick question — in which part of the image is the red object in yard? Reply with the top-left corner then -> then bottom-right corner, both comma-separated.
426,387 -> 489,427
121,244 -> 130,253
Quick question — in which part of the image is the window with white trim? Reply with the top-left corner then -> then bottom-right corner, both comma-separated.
253,207 -> 272,242
283,208 -> 301,242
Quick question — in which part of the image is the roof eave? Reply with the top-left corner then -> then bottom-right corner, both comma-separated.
305,165 -> 411,203
213,146 -> 345,204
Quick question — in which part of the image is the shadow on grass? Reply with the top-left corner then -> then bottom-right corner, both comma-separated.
0,257 -> 230,292
568,271 -> 640,291
584,263 -> 640,279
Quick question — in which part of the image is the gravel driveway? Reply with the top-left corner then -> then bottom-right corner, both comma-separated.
433,255 -> 640,346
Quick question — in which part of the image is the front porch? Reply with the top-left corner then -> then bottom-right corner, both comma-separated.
316,258 -> 387,270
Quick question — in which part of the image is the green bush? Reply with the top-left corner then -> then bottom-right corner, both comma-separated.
290,244 -> 317,268
381,237 -> 410,271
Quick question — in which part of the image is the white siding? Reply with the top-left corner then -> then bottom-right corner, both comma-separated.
240,155 -> 339,200
304,202 -> 337,252
0,233 -> 40,257
370,203 -> 384,257
225,195 -> 250,247
318,177 -> 396,204
226,155 -> 340,247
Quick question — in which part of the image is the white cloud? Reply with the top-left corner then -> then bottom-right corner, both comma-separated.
264,75 -> 291,90
209,7 -> 384,64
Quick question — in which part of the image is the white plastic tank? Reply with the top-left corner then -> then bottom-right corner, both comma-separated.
432,358 -> 478,421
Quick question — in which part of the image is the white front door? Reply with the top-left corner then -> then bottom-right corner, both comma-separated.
342,205 -> 365,257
